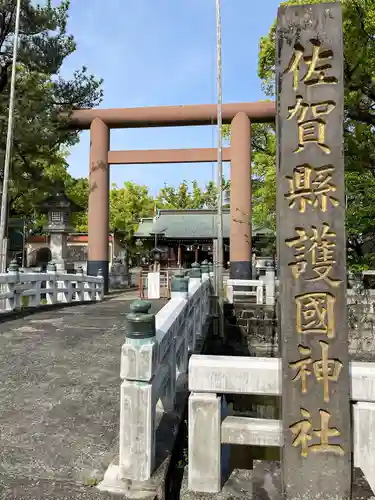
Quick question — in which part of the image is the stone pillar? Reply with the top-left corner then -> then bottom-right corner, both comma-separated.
264,262 -> 276,306
230,112 -> 252,279
46,262 -> 57,305
87,118 -> 110,293
171,270 -> 189,300
188,392 -> 221,493
189,263 -> 203,343
276,4 -> 351,499
353,402 -> 375,494
6,260 -> 20,311
201,260 -> 210,281
189,262 -> 201,284
119,300 -> 157,481
50,232 -> 67,272
177,244 -> 181,267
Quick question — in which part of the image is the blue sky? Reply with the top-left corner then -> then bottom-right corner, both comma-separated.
59,0 -> 280,197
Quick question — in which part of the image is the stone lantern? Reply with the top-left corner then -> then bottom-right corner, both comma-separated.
39,182 -> 83,272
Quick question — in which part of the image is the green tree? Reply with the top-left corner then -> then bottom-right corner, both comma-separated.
346,170 -> 375,268
109,181 -> 154,250
19,155 -> 90,233
65,177 -> 89,232
231,0 -> 375,268
156,179 -> 229,210
258,0 -> 375,129
2,0 -> 102,219
156,181 -> 207,209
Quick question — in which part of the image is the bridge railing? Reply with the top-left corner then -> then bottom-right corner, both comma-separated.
226,264 -> 276,305
187,354 -> 375,494
139,269 -> 171,299
99,265 -> 214,490
0,260 -> 104,313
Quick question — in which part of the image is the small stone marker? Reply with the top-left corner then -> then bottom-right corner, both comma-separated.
147,271 -> 160,299
276,3 -> 351,499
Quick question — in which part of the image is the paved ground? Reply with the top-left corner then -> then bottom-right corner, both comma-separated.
0,292 -> 168,499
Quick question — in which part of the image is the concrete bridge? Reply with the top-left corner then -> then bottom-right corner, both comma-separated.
1,262 -> 375,500
0,289 -> 167,499
0,262 -> 217,499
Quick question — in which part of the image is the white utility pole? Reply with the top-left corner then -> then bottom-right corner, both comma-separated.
0,0 -> 22,272
215,0 -> 224,338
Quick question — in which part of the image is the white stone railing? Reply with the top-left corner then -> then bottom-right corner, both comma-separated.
0,261 -> 104,313
226,265 -> 276,305
188,354 -> 375,494
98,268 -> 214,493
226,279 -> 264,304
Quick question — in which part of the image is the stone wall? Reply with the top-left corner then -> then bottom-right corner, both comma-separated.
223,291 -> 375,419
224,302 -> 278,358
225,290 -> 375,361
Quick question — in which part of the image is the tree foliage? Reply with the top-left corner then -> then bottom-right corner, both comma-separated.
109,182 -> 154,248
156,180 -> 228,210
244,0 -> 375,268
1,0 -> 102,221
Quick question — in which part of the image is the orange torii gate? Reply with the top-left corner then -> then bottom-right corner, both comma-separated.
66,101 -> 276,292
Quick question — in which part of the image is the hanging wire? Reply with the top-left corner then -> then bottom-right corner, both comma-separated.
210,5 -> 216,249
215,0 -> 225,338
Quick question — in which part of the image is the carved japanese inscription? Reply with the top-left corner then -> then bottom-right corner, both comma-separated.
276,3 -> 351,500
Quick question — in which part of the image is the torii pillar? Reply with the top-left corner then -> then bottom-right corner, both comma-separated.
87,118 -> 110,293
229,112 -> 252,279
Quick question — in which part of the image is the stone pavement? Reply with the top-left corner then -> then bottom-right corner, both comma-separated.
0,292 -> 168,499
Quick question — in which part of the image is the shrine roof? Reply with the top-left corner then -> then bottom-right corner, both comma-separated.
134,209 -> 274,240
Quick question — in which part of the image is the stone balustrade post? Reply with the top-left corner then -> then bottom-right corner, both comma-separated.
96,268 -> 104,300
7,259 -> 20,310
171,271 -> 189,374
189,262 -> 201,284
353,402 -> 375,493
201,260 -> 210,281
53,261 -> 67,303
84,267 -> 93,301
8,259 -> 19,275
119,300 -> 158,482
264,262 -> 275,305
75,266 -> 84,301
189,263 -> 202,343
171,270 -> 189,300
46,262 -> 57,305
188,392 -> 222,493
